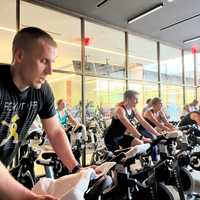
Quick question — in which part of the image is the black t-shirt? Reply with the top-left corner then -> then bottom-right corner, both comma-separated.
105,105 -> 137,137
0,64 -> 56,166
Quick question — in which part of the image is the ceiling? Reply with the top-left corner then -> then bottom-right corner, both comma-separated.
31,0 -> 200,52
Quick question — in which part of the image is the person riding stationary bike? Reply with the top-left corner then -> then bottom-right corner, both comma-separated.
104,90 -> 160,153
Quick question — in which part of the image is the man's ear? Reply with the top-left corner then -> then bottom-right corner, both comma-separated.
14,49 -> 24,63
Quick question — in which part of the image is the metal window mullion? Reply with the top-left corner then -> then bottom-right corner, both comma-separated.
125,32 -> 128,90
81,17 -> 86,166
194,52 -> 197,98
182,49 -> 185,105
16,0 -> 20,31
157,41 -> 161,97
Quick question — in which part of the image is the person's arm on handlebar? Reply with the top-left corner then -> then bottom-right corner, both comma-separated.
135,110 -> 161,136
159,110 -> 176,130
68,111 -> 80,127
42,115 -> 80,172
143,110 -> 172,132
0,161 -> 57,200
116,106 -> 148,140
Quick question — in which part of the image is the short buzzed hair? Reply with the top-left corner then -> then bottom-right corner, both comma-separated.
12,27 -> 57,54
123,90 -> 139,100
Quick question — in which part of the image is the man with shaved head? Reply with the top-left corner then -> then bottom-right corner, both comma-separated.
0,27 -> 82,200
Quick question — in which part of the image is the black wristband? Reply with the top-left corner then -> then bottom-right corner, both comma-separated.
71,164 -> 81,174
139,135 -> 143,140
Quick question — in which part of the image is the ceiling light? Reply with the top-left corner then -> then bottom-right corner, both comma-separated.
183,36 -> 200,44
0,26 -> 16,33
128,3 -> 164,24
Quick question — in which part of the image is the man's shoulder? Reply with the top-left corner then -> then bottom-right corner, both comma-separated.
39,81 -> 52,94
36,81 -> 54,104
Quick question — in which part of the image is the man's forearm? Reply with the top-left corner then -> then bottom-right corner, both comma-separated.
0,161 -> 35,200
141,120 -> 160,136
47,129 -> 79,171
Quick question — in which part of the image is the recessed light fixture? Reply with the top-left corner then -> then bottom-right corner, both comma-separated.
183,36 -> 200,44
97,0 -> 110,8
128,3 -> 164,24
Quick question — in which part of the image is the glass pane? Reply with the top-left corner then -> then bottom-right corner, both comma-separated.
0,0 -> 16,63
196,53 -> 200,86
128,35 -> 158,82
85,77 -> 125,111
161,84 -> 183,121
85,77 -> 125,164
197,86 -> 200,102
85,21 -> 125,78
160,44 -> 182,84
21,1 -> 81,72
185,86 -> 195,105
128,81 -> 158,112
184,51 -> 194,86
47,72 -> 82,121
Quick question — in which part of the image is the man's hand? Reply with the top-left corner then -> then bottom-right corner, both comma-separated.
89,165 -> 103,175
34,194 -> 58,200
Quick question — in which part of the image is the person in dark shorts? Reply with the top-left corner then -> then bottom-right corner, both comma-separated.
104,90 -> 160,152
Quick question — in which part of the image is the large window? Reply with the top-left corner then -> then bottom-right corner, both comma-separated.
0,0 -> 16,63
21,1 -> 81,72
184,51 -> 195,105
85,77 -> 125,164
184,51 -> 194,86
160,44 -> 182,85
196,53 -> 200,86
197,53 -> 200,102
160,44 -> 183,121
185,86 -> 195,105
47,73 -> 82,121
85,22 -> 125,78
128,35 -> 157,82
161,84 -> 183,121
85,77 -> 125,113
197,86 -> 200,102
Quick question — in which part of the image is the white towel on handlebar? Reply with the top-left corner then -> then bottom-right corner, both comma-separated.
125,143 -> 151,158
32,162 -> 116,200
165,130 -> 183,139
32,168 -> 96,200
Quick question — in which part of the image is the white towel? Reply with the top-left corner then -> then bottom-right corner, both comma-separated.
32,162 -> 116,200
32,168 -> 96,200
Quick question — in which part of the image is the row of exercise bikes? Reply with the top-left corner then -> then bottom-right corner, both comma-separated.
8,121 -> 200,200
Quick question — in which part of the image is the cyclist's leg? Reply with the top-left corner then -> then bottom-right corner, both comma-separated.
139,128 -> 156,140
139,129 -> 159,161
104,133 -> 119,152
